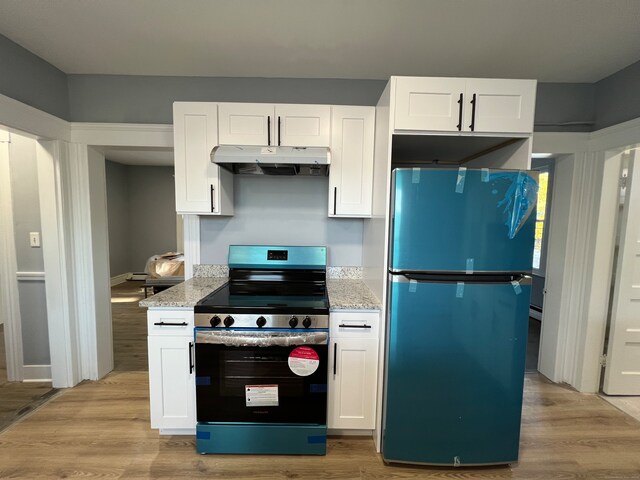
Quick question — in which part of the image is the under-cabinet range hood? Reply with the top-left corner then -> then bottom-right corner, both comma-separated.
211,145 -> 330,176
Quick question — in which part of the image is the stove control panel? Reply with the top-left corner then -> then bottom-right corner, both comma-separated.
195,313 -> 329,329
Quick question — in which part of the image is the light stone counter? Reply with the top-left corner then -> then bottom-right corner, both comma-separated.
139,277 -> 228,308
327,279 -> 381,310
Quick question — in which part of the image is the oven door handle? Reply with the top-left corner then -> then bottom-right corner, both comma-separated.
195,330 -> 328,346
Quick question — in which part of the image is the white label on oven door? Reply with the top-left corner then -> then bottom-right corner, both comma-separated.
288,346 -> 320,377
245,385 -> 279,407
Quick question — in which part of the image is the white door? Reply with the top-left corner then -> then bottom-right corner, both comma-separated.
148,335 -> 196,429
329,106 -> 374,217
603,153 -> 640,394
218,103 -> 274,146
328,337 -> 378,429
275,104 -> 331,147
173,102 -> 221,214
393,77 -> 467,132
464,79 -> 536,134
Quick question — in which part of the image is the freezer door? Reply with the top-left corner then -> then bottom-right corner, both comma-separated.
382,275 -> 530,466
390,168 -> 537,273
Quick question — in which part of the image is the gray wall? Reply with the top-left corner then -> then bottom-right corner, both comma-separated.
534,83 -> 595,132
200,176 -> 363,266
0,34 -> 69,120
67,75 -> 387,124
105,161 -> 130,276
595,59 -> 640,130
127,165 -> 177,271
105,161 -> 177,274
9,132 -> 50,366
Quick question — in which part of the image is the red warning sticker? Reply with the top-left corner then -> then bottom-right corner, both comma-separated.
288,346 -> 320,377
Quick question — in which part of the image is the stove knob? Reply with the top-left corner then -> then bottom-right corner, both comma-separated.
256,316 -> 267,328
210,315 -> 221,327
289,316 -> 299,328
223,315 -> 234,327
302,316 -> 312,328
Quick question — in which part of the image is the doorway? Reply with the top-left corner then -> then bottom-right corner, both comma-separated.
526,157 -> 554,372
0,127 -> 56,430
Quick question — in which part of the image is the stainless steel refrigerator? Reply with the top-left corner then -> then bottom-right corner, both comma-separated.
382,167 -> 538,466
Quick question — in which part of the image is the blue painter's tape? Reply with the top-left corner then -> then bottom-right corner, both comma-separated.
511,280 -> 523,295
465,258 -> 474,274
196,430 -> 211,440
196,376 -> 211,386
310,383 -> 327,393
456,282 -> 464,298
455,167 -> 467,193
307,435 -> 327,444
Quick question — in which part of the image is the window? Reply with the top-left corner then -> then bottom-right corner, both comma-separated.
533,169 -> 550,271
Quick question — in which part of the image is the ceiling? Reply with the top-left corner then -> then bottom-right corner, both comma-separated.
1,0 -> 640,83
101,147 -> 174,166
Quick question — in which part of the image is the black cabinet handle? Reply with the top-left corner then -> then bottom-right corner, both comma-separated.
267,116 -> 271,146
338,324 -> 372,329
210,184 -> 215,212
456,93 -> 463,131
277,116 -> 281,146
153,322 -> 188,326
189,341 -> 194,374
333,187 -> 337,215
333,342 -> 337,376
469,93 -> 477,131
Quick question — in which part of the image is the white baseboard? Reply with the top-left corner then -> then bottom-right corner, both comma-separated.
110,273 -> 130,286
23,364 -> 52,382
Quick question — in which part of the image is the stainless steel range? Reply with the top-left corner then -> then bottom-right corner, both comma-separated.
193,245 -> 329,455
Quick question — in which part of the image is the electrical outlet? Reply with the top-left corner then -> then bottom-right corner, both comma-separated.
29,232 -> 40,248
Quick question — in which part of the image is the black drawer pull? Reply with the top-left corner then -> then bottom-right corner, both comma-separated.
338,324 -> 372,329
189,342 -> 194,374
153,322 -> 188,326
333,342 -> 337,376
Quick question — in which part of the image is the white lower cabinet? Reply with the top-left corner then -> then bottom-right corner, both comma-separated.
147,309 -> 196,433
328,311 -> 379,430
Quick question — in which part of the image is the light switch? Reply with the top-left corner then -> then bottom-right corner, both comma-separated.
29,232 -> 41,248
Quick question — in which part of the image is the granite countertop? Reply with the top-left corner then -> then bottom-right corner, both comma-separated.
139,277 -> 228,308
139,265 -> 381,311
327,279 -> 381,310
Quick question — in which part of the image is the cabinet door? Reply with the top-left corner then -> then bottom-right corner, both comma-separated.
394,77 -> 467,132
275,104 -> 331,147
218,103 -> 274,146
329,106 -> 375,217
173,102 -> 226,215
148,335 -> 196,430
464,79 -> 536,134
328,337 -> 378,430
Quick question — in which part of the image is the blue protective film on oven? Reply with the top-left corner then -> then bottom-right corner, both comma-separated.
196,376 -> 212,386
307,435 -> 327,444
309,383 -> 327,393
196,430 -> 211,440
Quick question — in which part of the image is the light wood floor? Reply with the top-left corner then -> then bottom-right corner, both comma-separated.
0,283 -> 639,479
0,325 -> 54,431
111,281 -> 149,373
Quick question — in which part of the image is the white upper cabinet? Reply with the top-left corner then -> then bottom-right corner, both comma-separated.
394,77 -> 467,132
463,78 -> 536,134
218,103 -> 273,146
329,106 -> 375,217
393,77 -> 536,134
173,102 -> 233,216
275,104 -> 331,147
218,103 -> 331,147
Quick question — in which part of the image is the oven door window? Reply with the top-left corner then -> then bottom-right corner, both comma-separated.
195,341 -> 327,424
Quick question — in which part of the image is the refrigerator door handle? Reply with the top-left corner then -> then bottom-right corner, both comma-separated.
390,272 -> 531,285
